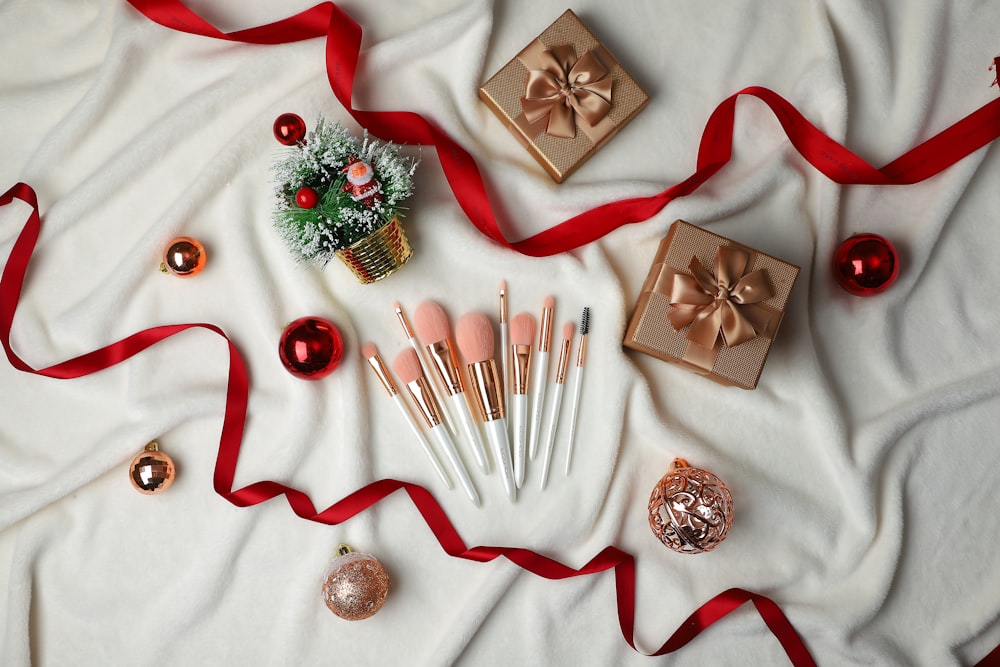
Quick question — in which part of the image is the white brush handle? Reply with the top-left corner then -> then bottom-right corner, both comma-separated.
449,392 -> 490,475
538,382 -> 564,490
511,393 -> 527,488
483,418 -> 516,502
527,350 -> 549,460
564,366 -> 584,476
430,424 -> 480,507
500,323 -> 509,434
392,394 -> 452,490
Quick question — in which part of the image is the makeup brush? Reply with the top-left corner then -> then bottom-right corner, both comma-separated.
538,322 -> 574,490
509,312 -> 535,488
393,348 -> 480,507
413,300 -> 491,475
361,343 -> 452,490
498,281 -> 509,433
564,307 -> 589,476
528,296 -> 554,460
393,301 -> 457,435
455,312 -> 517,502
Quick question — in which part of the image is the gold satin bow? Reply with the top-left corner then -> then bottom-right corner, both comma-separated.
668,246 -> 774,349
521,45 -> 613,139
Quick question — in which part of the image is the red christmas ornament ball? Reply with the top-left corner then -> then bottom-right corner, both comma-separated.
295,186 -> 319,209
273,113 -> 306,146
833,233 -> 899,296
279,317 -> 345,380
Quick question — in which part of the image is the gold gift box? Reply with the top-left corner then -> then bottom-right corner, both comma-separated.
624,220 -> 800,390
479,9 -> 649,183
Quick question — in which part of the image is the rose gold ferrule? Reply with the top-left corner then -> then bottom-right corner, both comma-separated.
365,353 -> 398,396
403,376 -> 443,428
425,340 -> 464,395
554,338 -> 572,384
467,360 -> 505,421
576,334 -> 587,368
394,305 -> 416,339
511,344 -> 532,395
539,307 -> 553,353
499,288 -> 507,324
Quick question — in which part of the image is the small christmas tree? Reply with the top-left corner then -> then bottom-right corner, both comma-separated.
272,117 -> 419,268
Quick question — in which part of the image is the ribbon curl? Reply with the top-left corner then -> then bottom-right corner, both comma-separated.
521,45 -> 613,139
668,246 -> 773,349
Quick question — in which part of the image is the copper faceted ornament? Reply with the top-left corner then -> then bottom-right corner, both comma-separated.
129,441 -> 176,495
648,458 -> 734,554
322,545 -> 390,621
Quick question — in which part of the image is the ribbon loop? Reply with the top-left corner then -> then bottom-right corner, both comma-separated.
668,246 -> 773,349
521,44 -> 612,138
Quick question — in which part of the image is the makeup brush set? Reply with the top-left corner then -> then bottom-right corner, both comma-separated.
362,287 -> 590,505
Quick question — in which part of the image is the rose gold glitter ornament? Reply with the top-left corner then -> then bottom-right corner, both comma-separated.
129,441 -> 176,495
648,458 -> 734,554
160,236 -> 207,278
322,544 -> 390,621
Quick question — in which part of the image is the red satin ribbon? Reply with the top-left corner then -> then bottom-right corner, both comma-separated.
126,0 -> 1000,258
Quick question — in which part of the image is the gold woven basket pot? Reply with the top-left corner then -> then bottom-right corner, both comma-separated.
335,215 -> 413,284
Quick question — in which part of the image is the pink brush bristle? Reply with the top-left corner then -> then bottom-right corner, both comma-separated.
361,342 -> 378,359
456,312 -> 494,364
562,322 -> 575,340
392,348 -> 424,383
413,300 -> 451,344
543,295 -> 555,309
510,313 -> 536,346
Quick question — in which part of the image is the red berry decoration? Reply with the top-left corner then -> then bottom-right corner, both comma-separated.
279,317 -> 345,380
273,113 -> 306,146
295,186 -> 319,209
833,233 -> 899,296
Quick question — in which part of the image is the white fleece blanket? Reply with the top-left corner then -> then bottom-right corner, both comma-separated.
2,1 -> 999,665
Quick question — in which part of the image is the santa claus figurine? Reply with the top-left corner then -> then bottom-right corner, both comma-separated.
342,156 -> 384,209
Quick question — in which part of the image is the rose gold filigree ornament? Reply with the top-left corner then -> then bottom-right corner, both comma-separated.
648,458 -> 734,554
321,544 -> 390,620
129,441 -> 176,495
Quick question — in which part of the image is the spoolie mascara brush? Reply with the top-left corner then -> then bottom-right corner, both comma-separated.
564,307 -> 589,476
